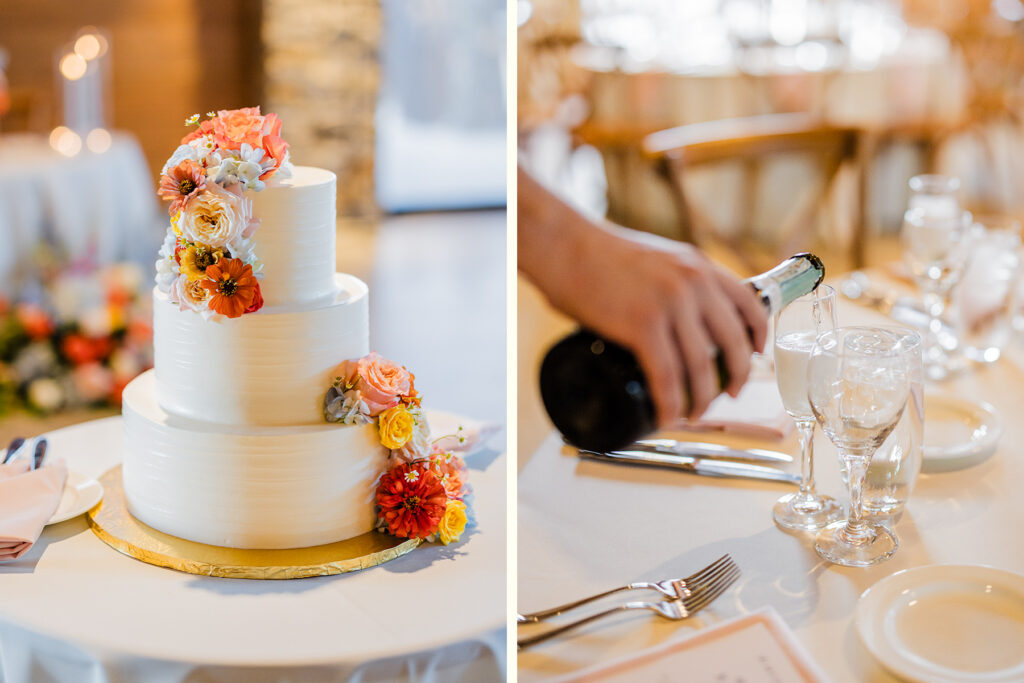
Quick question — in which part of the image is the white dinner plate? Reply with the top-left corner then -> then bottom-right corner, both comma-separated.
47,470 -> 104,525
922,393 -> 1001,472
857,565 -> 1024,683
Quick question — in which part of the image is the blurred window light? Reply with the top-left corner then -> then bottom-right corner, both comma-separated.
86,128 -> 111,153
795,40 -> 829,71
770,0 -> 808,46
49,126 -> 82,156
59,53 -> 88,81
994,0 -> 1024,22
375,0 -> 507,212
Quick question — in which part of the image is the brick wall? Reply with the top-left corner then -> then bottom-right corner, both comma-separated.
263,0 -> 380,218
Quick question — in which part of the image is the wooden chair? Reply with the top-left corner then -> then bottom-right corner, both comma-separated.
643,114 -> 868,275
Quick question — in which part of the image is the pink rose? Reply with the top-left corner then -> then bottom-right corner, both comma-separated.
262,112 -> 283,138
357,352 -> 411,416
213,107 -> 265,151
261,134 -> 289,180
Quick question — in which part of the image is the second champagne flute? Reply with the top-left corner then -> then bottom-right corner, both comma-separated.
772,285 -> 842,531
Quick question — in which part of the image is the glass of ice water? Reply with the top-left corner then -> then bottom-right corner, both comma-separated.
840,328 -> 923,523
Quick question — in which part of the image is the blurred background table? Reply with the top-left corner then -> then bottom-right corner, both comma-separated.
517,290 -> 1024,681
0,132 -> 160,299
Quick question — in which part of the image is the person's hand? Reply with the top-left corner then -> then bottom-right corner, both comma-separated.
552,225 -> 768,425
518,167 -> 768,426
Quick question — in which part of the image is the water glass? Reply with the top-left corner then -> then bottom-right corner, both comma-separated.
953,215 -> 1022,363
808,327 -> 912,567
840,328 -> 923,523
901,206 -> 971,380
907,174 -> 961,220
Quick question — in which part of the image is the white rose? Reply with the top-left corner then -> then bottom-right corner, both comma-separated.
177,182 -> 252,248
168,274 -> 210,314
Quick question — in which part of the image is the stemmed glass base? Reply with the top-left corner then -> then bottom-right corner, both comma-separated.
814,519 -> 898,567
773,492 -> 842,532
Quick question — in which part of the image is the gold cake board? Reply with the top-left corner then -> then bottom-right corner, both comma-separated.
86,465 -> 421,579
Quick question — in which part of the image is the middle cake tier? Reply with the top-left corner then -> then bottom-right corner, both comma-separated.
154,272 -> 368,426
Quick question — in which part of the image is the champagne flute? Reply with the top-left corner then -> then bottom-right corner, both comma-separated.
771,285 -> 842,531
807,327 -> 912,567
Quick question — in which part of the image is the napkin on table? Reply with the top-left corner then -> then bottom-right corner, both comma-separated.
674,378 -> 794,440
0,458 -> 67,561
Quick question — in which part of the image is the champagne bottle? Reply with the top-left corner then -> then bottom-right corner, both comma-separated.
539,253 -> 825,452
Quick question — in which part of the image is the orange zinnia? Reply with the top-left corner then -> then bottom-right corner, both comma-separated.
200,258 -> 258,318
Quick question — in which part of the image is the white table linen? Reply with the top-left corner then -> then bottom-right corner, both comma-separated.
0,414 -> 506,683
0,133 -> 161,297
518,299 -> 1024,682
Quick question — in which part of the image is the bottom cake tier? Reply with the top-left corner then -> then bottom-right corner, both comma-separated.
121,370 -> 386,549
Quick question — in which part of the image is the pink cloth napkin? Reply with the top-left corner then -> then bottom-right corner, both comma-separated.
0,459 -> 67,561
673,378 -> 794,441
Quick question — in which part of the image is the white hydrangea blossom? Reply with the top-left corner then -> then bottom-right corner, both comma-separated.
160,144 -> 200,175
154,231 -> 178,292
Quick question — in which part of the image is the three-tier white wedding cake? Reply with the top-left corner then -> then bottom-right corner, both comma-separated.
121,108 -> 473,554
122,121 -> 385,549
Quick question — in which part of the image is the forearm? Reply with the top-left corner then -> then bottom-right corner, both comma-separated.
517,166 -> 590,297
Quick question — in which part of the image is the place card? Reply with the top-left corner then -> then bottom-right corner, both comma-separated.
554,608 -> 828,683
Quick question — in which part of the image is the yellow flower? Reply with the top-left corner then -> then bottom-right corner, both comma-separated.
438,499 -> 468,545
170,211 -> 182,236
179,243 -> 228,281
378,405 -> 414,449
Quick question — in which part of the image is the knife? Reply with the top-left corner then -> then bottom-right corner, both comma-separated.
579,449 -> 800,485
631,439 -> 793,464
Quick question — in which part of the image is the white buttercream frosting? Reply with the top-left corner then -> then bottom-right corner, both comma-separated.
123,370 -> 386,549
154,273 -> 369,426
249,165 -> 338,308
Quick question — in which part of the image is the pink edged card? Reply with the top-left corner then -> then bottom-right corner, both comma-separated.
553,608 -> 829,683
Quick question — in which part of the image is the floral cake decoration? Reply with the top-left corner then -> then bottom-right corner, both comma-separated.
154,107 -> 293,319
324,352 -> 475,546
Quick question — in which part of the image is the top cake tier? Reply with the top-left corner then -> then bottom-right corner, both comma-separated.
252,166 -> 338,309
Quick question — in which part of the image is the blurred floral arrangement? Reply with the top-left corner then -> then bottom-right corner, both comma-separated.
0,262 -> 153,416
156,107 -> 293,320
323,352 -> 475,545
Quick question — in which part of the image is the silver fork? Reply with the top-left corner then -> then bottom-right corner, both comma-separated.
517,554 -> 735,624
517,564 -> 740,649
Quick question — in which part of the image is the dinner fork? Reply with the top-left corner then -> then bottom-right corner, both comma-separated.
517,563 -> 740,649
517,554 -> 735,624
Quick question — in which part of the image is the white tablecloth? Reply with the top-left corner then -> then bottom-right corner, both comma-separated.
0,413 -> 506,683
517,298 -> 1024,681
0,133 -> 161,297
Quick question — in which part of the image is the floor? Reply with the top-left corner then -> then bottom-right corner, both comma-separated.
0,209 -> 508,442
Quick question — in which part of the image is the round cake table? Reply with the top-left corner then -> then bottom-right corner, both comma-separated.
0,413 -> 506,683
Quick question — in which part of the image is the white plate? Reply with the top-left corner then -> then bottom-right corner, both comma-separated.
47,470 -> 104,525
857,565 -> 1024,683
922,393 -> 1001,472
